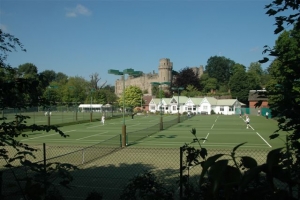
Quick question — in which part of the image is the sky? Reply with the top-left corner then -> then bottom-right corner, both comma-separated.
0,0 -> 278,86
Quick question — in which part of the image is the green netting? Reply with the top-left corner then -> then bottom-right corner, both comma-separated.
126,114 -> 189,145
235,107 -> 272,118
42,134 -> 122,166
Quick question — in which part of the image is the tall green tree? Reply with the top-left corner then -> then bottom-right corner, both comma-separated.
247,62 -> 263,76
40,69 -> 56,85
199,73 -> 218,93
118,86 -> 143,108
247,62 -> 264,88
17,63 -> 38,79
61,76 -> 89,105
181,85 -> 200,97
55,72 -> 68,84
232,63 -> 246,74
229,68 -> 249,103
205,56 -> 235,85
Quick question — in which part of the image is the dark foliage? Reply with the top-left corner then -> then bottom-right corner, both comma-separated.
173,67 -> 201,90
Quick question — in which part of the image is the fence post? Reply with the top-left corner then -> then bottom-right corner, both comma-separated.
180,146 -> 183,199
43,143 -> 47,195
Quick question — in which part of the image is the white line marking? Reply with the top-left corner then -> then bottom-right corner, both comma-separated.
211,124 -> 214,129
128,123 -> 141,127
256,132 -> 272,147
215,117 -> 218,122
76,131 -> 109,140
22,130 -> 76,141
203,133 -> 209,143
87,125 -> 103,128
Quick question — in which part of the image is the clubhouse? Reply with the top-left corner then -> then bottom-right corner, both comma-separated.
148,96 -> 244,115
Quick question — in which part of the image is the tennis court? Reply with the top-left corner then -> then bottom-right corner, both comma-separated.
129,114 -> 285,150
3,113 -> 286,200
19,114 -> 179,146
18,113 -> 284,150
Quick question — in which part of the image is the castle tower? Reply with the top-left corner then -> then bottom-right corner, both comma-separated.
158,58 -> 173,83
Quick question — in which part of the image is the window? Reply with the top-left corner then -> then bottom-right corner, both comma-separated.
172,105 -> 176,111
220,106 -> 224,111
193,105 -> 196,111
150,106 -> 155,110
188,106 -> 192,111
229,106 -> 233,111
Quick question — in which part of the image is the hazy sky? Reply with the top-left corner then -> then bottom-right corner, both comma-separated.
0,0 -> 278,85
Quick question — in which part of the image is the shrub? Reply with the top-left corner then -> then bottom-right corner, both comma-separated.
119,171 -> 174,200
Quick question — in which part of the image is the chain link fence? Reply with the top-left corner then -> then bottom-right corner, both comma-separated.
1,106 -> 124,125
1,145 -> 276,200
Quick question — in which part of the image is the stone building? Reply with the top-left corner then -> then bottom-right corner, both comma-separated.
114,58 -> 204,96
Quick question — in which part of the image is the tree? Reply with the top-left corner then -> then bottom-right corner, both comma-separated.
246,71 -> 261,90
229,68 -> 249,103
89,72 -> 106,90
264,0 -> 300,35
200,73 -> 218,93
258,1 -> 300,198
118,86 -> 143,109
61,76 -> 89,106
0,29 -> 76,199
17,63 -> 38,79
205,56 -> 235,85
40,70 -> 56,85
247,62 -> 264,88
55,72 -> 68,84
232,63 -> 246,74
247,62 -> 263,76
101,85 -> 118,105
39,70 -> 57,96
181,85 -> 200,97
173,67 -> 201,90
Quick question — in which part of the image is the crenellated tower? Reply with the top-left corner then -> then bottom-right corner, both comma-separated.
114,58 -> 205,97
158,58 -> 173,83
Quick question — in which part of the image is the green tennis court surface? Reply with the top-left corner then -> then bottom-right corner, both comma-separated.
21,114 -> 285,150
20,114 -> 176,145
132,114 -> 285,149
4,114 -> 287,200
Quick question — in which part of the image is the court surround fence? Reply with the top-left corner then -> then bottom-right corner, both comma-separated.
1,106 -> 125,125
235,107 -> 272,118
1,111 -> 287,199
1,146 -> 278,200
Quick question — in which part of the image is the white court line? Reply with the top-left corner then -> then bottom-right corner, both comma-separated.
240,118 -> 270,147
21,130 -> 76,141
215,116 -> 219,122
76,131 -> 109,140
128,123 -> 141,127
203,133 -> 209,143
256,132 -> 272,147
87,125 -> 103,128
211,124 -> 214,129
